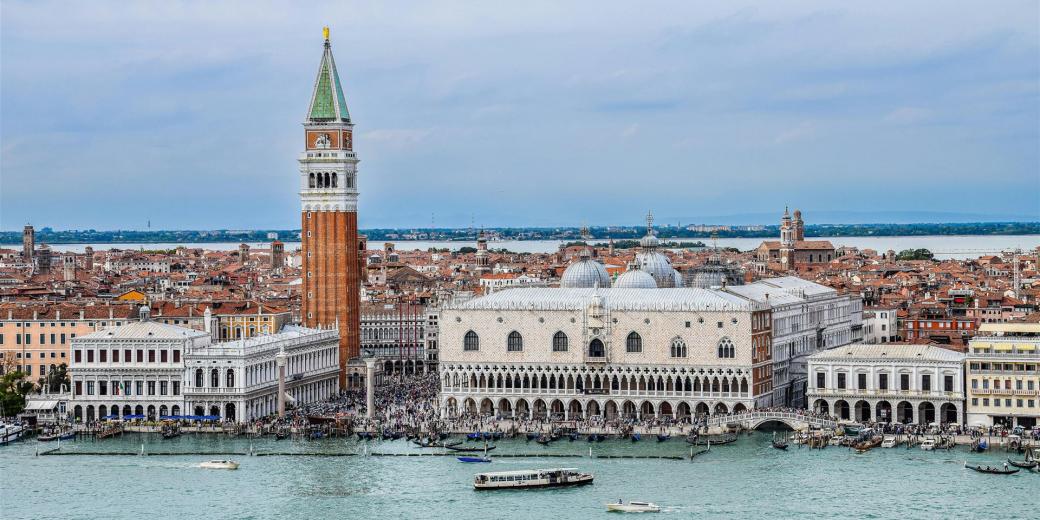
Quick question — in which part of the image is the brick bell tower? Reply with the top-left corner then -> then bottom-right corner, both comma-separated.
300,27 -> 361,387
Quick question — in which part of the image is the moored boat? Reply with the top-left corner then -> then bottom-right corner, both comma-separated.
656,434 -> 670,443
458,456 -> 491,463
473,468 -> 593,490
1007,457 -> 1038,469
964,462 -> 1018,475
199,460 -> 240,470
607,500 -> 661,513
920,438 -> 936,451
880,436 -> 897,448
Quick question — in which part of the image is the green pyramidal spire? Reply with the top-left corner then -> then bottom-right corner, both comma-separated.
307,27 -> 351,123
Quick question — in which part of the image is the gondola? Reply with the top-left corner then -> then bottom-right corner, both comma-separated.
656,434 -> 671,443
971,439 -> 988,452
437,432 -> 449,440
631,433 -> 641,443
390,431 -> 403,440
445,444 -> 496,453
37,432 -> 61,442
595,434 -> 605,442
965,462 -> 1018,475
568,433 -> 579,442
772,440 -> 789,450
467,432 -> 484,441
309,431 -> 324,440
526,432 -> 540,442
58,432 -> 76,441
1007,457 -> 1038,469
492,432 -> 504,440
356,432 -> 374,441
536,435 -> 554,446
275,431 -> 289,440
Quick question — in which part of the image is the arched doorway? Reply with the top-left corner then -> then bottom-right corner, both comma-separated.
463,398 -> 477,414
586,400 -> 601,417
834,400 -> 850,420
159,405 -> 168,418
695,402 -> 710,417
498,399 -> 512,416
896,401 -> 913,423
676,402 -> 691,419
171,405 -> 180,416
732,403 -> 747,414
480,398 -> 494,415
147,405 -> 156,420
122,405 -> 132,417
918,402 -> 935,424
225,403 -> 236,421
98,405 -> 108,420
659,402 -> 674,419
813,399 -> 829,415
209,405 -> 220,417
588,339 -> 605,357
622,401 -> 636,418
550,399 -> 564,419
73,405 -> 83,422
640,401 -> 655,418
194,405 -> 204,416
605,401 -> 619,420
86,406 -> 95,422
940,403 -> 958,424
568,400 -> 583,419
876,401 -> 892,423
854,400 -> 871,422
533,399 -> 547,419
714,403 -> 729,415
515,399 -> 530,419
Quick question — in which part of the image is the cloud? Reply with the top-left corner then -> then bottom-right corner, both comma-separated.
884,107 -> 932,125
621,124 -> 640,138
360,129 -> 433,147
774,121 -> 817,144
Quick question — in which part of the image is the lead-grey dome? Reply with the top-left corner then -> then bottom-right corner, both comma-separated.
613,268 -> 657,289
561,259 -> 611,288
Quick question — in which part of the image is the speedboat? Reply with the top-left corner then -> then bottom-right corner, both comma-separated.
0,422 -> 25,444
199,460 -> 240,470
881,436 -> 897,448
607,501 -> 661,513
920,438 -> 936,451
457,456 -> 491,463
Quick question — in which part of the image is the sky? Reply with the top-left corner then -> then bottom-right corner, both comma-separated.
2,1 -> 1038,230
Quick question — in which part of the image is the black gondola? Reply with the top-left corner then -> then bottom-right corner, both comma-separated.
275,431 -> 289,440
772,440 -> 789,450
631,433 -> 641,442
356,432 -> 374,441
536,435 -> 553,445
438,432 -> 449,440
595,434 -> 605,442
526,432 -> 539,441
445,444 -> 496,453
656,434 -> 671,442
964,462 -> 1019,475
1007,457 -> 1038,469
568,433 -> 579,442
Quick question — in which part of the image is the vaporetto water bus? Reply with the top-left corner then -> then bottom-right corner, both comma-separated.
473,468 -> 593,490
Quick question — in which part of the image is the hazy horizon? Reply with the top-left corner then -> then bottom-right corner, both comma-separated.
2,1 -> 1038,230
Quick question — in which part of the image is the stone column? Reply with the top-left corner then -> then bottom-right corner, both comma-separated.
365,359 -> 376,419
276,349 -> 287,418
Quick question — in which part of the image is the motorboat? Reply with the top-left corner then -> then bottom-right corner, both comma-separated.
920,438 -> 936,451
473,468 -> 593,490
199,460 -> 240,470
881,436 -> 898,448
607,501 -> 661,513
457,456 -> 492,463
0,422 -> 25,444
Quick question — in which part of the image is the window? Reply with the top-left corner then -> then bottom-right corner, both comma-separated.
147,381 -> 156,395
464,331 -> 479,351
123,380 -> 131,396
921,375 -> 931,392
626,332 -> 642,353
588,338 -> 605,357
86,381 -> 94,395
717,337 -> 735,358
944,375 -> 954,392
160,381 -> 168,396
670,337 -> 687,358
136,350 -> 143,362
74,381 -> 82,396
173,350 -> 180,363
837,373 -> 847,389
124,349 -> 131,362
226,369 -> 235,387
99,350 -> 107,363
816,373 -> 826,389
135,381 -> 143,395
160,350 -> 168,363
900,373 -> 910,390
87,350 -> 94,363
74,350 -> 81,363
552,332 -> 568,352
507,331 -> 523,352
879,373 -> 889,390
211,369 -> 219,388
857,373 -> 867,390
195,369 -> 204,387
971,398 -> 978,406
172,381 -> 180,396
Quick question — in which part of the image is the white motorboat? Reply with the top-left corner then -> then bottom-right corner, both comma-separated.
607,501 -> 661,513
0,422 -> 25,444
881,436 -> 898,448
199,460 -> 240,470
473,468 -> 593,490
920,439 -> 936,451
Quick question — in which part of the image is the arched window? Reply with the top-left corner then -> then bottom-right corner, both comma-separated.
507,331 -> 523,352
626,332 -> 642,353
226,369 -> 235,388
331,173 -> 337,188
670,337 -> 687,358
717,337 -> 735,359
464,331 -> 479,351
211,368 -> 219,388
588,338 -> 605,357
195,368 -> 203,387
308,173 -> 315,188
552,331 -> 568,352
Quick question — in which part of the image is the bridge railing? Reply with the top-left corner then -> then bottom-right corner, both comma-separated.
705,411 -> 837,428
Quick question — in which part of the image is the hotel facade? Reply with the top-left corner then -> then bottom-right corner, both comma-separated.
964,322 -> 1040,428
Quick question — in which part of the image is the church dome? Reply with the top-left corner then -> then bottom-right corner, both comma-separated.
613,268 -> 657,289
561,259 -> 611,288
637,250 -> 677,288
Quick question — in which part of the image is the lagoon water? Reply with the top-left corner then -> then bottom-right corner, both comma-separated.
2,433 -> 1036,519
36,235 -> 1040,260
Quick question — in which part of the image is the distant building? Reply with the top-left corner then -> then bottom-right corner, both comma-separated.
755,208 -> 835,273
862,308 -> 898,344
964,322 -> 1039,428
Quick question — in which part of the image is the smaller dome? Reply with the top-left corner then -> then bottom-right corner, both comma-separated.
614,268 -> 657,289
561,259 -> 611,288
672,269 -> 684,288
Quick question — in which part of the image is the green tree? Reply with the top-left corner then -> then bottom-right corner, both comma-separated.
457,246 -> 477,254
0,371 -> 35,417
895,248 -> 934,261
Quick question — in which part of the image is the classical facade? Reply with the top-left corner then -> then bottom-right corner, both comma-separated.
69,308 -> 207,422
438,288 -> 773,421
183,325 -> 340,422
965,322 -> 1040,428
299,27 -> 362,386
807,343 -> 965,425
727,276 -> 862,408
360,303 -> 429,374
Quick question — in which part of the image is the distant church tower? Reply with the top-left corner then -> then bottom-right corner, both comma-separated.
23,225 -> 35,262
779,207 -> 794,270
475,229 -> 490,273
792,209 -> 805,241
299,27 -> 361,386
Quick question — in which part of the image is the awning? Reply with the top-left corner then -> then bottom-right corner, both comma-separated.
1016,343 -> 1036,352
25,400 -> 59,411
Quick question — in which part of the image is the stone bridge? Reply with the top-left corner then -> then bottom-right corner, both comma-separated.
705,411 -> 838,430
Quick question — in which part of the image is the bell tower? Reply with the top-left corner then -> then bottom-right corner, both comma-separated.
300,27 -> 361,386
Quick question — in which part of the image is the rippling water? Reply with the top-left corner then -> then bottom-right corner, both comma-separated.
2,433 -> 1036,519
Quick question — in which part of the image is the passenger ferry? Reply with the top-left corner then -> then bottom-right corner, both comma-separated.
473,468 -> 593,490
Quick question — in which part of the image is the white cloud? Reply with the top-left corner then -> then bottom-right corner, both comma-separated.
774,121 -> 816,144
884,107 -> 932,125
